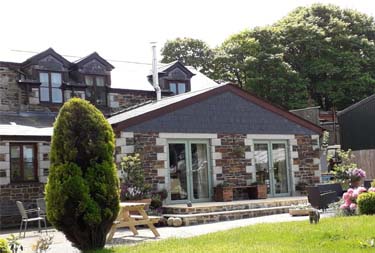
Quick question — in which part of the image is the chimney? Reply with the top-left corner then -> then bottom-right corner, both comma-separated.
151,42 -> 161,101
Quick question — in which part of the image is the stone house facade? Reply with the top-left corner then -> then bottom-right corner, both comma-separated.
0,48 -> 322,227
0,48 -> 207,228
108,84 -> 323,204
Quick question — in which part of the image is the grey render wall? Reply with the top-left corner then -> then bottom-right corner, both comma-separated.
126,91 -> 317,135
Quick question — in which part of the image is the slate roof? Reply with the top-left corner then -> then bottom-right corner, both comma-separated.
0,112 -> 57,127
108,84 -> 324,134
108,85 -> 222,125
0,125 -> 52,137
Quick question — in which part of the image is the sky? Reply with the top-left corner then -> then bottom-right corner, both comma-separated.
1,0 -> 375,65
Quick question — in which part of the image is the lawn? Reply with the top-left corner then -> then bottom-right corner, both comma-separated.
92,216 -> 375,253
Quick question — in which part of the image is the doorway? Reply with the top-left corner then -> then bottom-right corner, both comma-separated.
167,140 -> 211,203
253,141 -> 291,197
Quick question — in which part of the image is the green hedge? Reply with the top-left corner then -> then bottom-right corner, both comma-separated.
358,192 -> 375,215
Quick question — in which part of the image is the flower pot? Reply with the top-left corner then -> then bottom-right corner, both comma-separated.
350,179 -> 362,188
214,186 -> 233,202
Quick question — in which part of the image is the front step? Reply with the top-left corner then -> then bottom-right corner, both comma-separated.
163,205 -> 292,226
162,197 -> 308,226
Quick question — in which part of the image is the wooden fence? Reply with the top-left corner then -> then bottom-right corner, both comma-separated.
352,149 -> 375,180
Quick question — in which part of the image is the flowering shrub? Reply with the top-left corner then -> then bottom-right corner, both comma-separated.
340,187 -> 367,215
120,154 -> 151,200
348,168 -> 366,181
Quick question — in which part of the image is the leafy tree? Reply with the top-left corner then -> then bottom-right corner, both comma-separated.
45,98 -> 119,251
161,37 -> 214,75
213,28 -> 309,109
275,4 -> 375,110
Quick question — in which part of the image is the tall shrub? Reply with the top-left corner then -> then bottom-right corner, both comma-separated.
45,98 -> 119,250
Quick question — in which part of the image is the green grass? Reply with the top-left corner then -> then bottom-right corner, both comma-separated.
92,216 -> 375,253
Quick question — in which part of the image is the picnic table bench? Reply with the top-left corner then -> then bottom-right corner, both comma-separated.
107,202 -> 160,242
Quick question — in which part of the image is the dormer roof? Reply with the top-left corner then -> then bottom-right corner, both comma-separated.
74,52 -> 114,70
21,48 -> 71,68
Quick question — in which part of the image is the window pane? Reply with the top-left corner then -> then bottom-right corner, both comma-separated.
40,87 -> 50,102
96,89 -> 106,105
51,73 -> 62,87
10,146 -> 21,182
170,83 -> 177,94
52,88 -> 63,103
24,163 -> 35,181
96,76 -> 105,86
178,83 -> 186,94
85,76 -> 94,86
39,72 -> 49,87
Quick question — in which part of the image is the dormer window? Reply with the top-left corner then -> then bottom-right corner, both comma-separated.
85,75 -> 107,106
39,72 -> 63,103
169,81 -> 187,95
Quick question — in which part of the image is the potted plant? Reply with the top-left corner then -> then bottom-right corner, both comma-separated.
120,153 -> 152,208
214,182 -> 233,202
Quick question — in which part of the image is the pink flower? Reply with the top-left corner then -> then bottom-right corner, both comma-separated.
368,187 -> 375,192
340,203 -> 349,209
343,192 -> 350,201
357,187 -> 367,193
352,191 -> 358,199
347,188 -> 354,194
350,203 -> 357,210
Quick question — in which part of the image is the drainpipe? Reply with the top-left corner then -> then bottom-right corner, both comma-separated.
151,42 -> 161,101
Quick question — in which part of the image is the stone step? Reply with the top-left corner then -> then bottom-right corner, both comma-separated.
163,205 -> 294,226
162,197 -> 308,214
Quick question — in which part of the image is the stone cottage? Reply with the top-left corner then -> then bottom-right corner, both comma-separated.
0,48 -> 217,227
108,84 -> 323,204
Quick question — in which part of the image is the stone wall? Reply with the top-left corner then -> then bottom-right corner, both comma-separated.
114,132 -> 321,199
108,92 -> 154,112
294,135 -> 321,191
0,66 -> 21,112
214,134 -> 253,186
0,183 -> 45,228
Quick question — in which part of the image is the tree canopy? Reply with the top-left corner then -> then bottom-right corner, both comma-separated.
161,37 -> 214,75
161,4 -> 375,110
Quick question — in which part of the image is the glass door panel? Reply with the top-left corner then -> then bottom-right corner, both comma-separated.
272,143 -> 289,194
168,143 -> 188,201
191,143 -> 209,200
254,143 -> 271,194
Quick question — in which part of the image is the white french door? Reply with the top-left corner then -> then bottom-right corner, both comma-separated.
253,141 -> 291,197
167,140 -> 211,203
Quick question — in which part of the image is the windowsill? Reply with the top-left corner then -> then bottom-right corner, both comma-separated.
9,180 -> 42,185
39,101 -> 63,105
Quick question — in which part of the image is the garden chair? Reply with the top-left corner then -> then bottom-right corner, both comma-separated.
36,198 -> 46,217
16,201 -> 47,238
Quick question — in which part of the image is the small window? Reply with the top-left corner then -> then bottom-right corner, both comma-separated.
169,82 -> 187,95
85,75 -> 107,106
39,72 -> 63,103
10,144 -> 37,182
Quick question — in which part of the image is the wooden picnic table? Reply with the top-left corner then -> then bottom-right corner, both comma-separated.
107,202 -> 160,242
